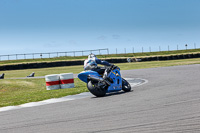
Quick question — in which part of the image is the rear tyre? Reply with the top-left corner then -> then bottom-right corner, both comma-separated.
87,81 -> 107,97
122,78 -> 131,92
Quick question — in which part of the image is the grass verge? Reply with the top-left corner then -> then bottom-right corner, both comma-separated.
0,58 -> 200,107
0,78 -> 87,107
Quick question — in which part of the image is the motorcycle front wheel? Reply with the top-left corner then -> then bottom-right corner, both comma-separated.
87,81 -> 107,97
122,78 -> 131,92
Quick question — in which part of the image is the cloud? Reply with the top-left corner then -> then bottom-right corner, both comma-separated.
68,40 -> 77,45
112,34 -> 120,39
97,35 -> 107,40
126,39 -> 131,42
44,41 -> 59,47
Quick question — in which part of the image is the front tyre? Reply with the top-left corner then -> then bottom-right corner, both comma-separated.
122,78 -> 131,92
87,81 -> 107,97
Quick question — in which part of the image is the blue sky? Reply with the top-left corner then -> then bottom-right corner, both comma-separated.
0,0 -> 200,55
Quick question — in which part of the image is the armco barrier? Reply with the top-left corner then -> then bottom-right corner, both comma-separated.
138,53 -> 200,62
45,74 -> 60,90
0,60 -> 84,71
60,73 -> 74,89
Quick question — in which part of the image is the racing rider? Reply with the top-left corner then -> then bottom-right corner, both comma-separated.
84,54 -> 117,78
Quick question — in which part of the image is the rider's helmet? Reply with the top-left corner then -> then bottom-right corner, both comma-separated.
84,59 -> 97,70
88,53 -> 97,60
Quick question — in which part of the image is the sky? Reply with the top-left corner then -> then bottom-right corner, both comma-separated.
0,0 -> 200,56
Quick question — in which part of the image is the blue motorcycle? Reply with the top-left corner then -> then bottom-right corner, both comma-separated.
78,66 -> 131,97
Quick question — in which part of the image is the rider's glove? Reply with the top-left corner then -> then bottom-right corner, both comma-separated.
110,64 -> 118,70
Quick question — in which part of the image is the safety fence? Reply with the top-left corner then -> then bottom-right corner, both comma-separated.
0,48 -> 109,61
111,44 -> 199,55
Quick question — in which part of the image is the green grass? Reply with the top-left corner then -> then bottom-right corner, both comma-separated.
0,78 -> 87,107
1,48 -> 200,66
0,58 -> 200,107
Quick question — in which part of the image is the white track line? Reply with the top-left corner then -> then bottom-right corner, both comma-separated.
126,78 -> 148,87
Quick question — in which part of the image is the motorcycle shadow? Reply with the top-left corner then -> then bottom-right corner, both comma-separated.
91,90 -> 133,98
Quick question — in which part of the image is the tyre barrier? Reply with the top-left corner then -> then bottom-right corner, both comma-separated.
60,73 -> 74,89
127,58 -> 132,63
45,74 -> 60,90
45,73 -> 74,90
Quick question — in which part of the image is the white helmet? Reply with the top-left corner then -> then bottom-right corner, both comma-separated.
88,53 -> 96,60
84,59 -> 97,70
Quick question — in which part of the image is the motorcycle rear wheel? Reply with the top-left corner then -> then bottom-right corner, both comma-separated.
87,81 -> 107,97
122,78 -> 131,92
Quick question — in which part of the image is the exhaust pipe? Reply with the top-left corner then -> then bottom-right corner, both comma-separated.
88,76 -> 111,86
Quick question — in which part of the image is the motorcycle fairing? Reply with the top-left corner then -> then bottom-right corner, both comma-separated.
106,69 -> 122,92
78,70 -> 101,83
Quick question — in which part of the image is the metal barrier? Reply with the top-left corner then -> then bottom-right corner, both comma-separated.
0,48 -> 109,61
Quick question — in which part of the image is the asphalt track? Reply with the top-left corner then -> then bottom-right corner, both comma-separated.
0,64 -> 200,133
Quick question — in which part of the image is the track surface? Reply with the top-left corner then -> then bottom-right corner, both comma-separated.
0,64 -> 200,133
